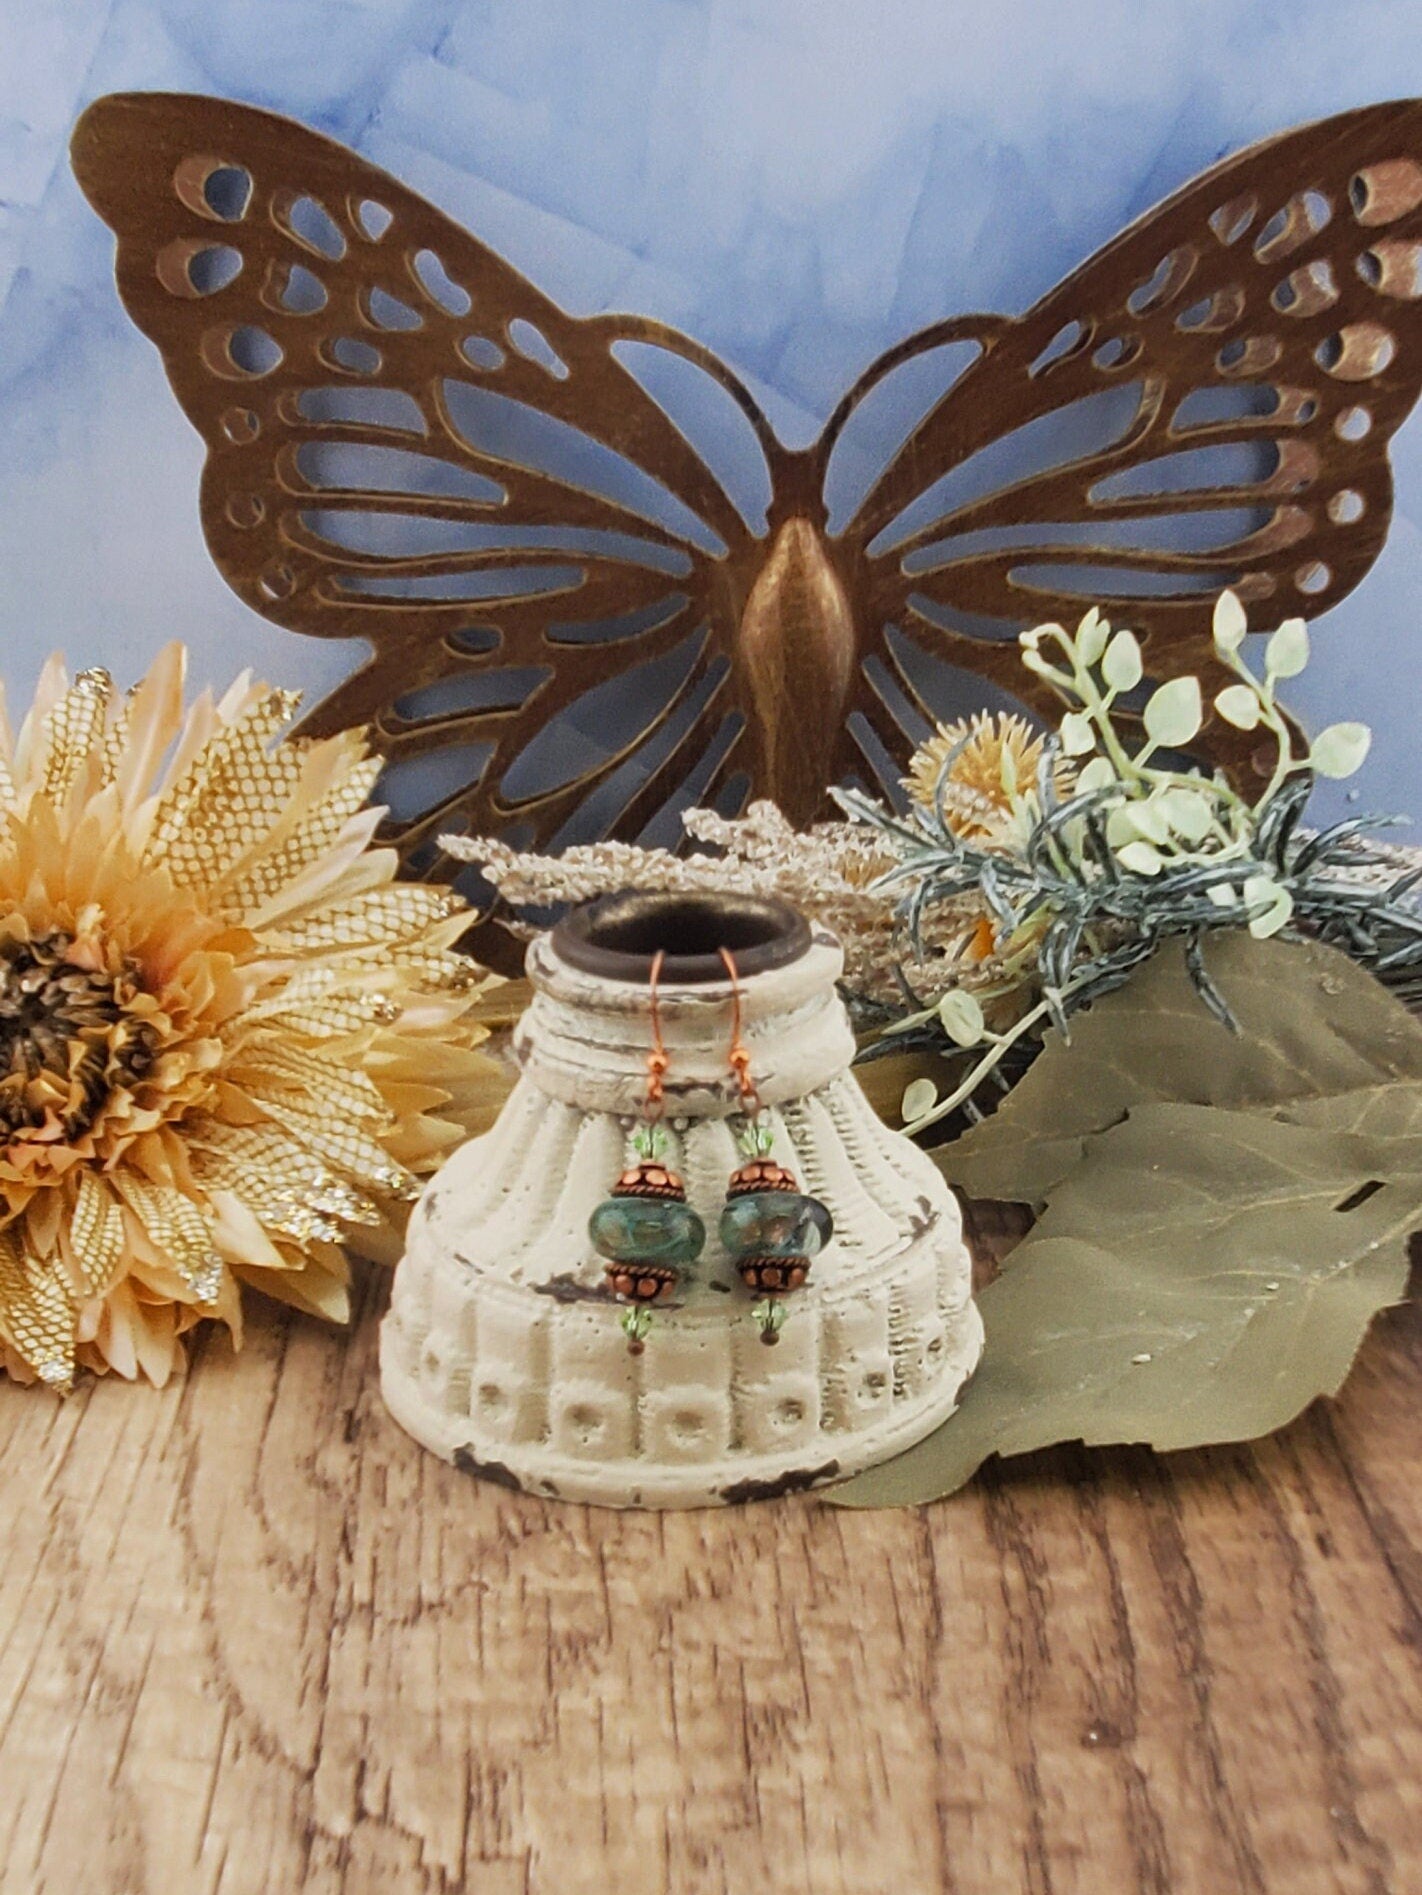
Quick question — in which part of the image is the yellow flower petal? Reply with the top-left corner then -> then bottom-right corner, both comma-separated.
253,1096 -> 418,1200
218,740 -> 382,921
192,1122 -> 382,1239
66,1169 -> 126,1296
40,670 -> 109,811
237,1252 -> 351,1324
204,1187 -> 293,1272
274,884 -> 463,953
108,641 -> 187,815
234,1041 -> 393,1124
146,690 -> 303,888
112,1174 -> 223,1302
0,1225 -> 75,1384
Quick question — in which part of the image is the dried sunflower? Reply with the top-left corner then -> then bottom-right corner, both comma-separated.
0,647 -> 503,1389
904,711 -> 1062,842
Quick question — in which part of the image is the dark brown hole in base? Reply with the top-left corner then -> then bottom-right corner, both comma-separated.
552,889 -> 810,984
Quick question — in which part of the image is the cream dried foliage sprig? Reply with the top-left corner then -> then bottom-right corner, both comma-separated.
448,799 -> 997,1009
0,647 -> 503,1389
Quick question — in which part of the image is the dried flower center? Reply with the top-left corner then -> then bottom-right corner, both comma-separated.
0,933 -> 158,1139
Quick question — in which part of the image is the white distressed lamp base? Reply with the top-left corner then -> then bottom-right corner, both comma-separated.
383,1125 -> 982,1507
380,899 -> 983,1509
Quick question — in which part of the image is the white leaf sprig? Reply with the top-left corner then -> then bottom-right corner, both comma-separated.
843,592 -> 1419,1137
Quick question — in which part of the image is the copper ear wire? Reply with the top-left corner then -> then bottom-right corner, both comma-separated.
719,946 -> 762,1118
644,947 -> 669,1120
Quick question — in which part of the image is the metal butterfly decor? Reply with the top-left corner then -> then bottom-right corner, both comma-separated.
72,92 -> 1422,894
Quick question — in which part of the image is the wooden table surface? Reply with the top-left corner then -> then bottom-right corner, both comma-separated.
1,1213 -> 1418,1895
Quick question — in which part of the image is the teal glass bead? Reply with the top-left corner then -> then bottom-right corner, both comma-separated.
718,1190 -> 833,1260
588,1195 -> 706,1267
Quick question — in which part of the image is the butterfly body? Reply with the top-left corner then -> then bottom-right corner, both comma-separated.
733,516 -> 858,825
70,90 -> 1422,893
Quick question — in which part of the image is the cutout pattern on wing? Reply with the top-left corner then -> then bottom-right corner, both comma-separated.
70,92 -> 795,875
72,92 -> 1422,854
831,101 -> 1422,786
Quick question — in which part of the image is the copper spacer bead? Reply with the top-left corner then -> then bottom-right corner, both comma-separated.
612,1161 -> 687,1200
605,1262 -> 678,1303
727,1158 -> 800,1197
737,1256 -> 810,1293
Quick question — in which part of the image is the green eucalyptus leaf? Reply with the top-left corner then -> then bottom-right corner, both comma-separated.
1076,755 -> 1117,794
1142,675 -> 1203,747
1212,589 -> 1248,654
938,987 -> 987,1047
1156,785 -> 1214,844
1134,794 -> 1175,843
1265,616 -> 1310,680
1059,710 -> 1096,756
1311,722 -> 1372,780
1076,608 -> 1109,666
828,1104 -> 1417,1507
940,933 -> 1422,1205
1102,629 -> 1143,691
853,1046 -> 960,1127
1214,682 -> 1262,730
1107,798 -> 1172,848
1243,873 -> 1294,939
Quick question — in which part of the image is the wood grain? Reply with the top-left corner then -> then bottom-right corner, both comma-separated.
0,1234 -> 1418,1895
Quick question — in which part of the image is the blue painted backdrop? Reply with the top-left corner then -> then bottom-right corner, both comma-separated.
1,0 -> 1421,818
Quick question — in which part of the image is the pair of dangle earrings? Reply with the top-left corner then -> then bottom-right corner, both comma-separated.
588,948 -> 834,1352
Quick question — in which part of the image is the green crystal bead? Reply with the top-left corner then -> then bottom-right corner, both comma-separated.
589,1196 -> 706,1266
718,1190 -> 833,1260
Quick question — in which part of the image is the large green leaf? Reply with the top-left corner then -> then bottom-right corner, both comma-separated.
830,931 -> 1422,1508
829,1103 -> 1418,1506
1279,1079 -> 1422,1145
941,932 -> 1422,1204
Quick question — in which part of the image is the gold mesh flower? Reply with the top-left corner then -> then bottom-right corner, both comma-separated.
904,712 -> 1060,840
0,648 -> 503,1389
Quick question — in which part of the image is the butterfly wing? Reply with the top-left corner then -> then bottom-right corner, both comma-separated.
73,91 -> 1422,844
828,100 -> 1422,785
71,91 -> 788,874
